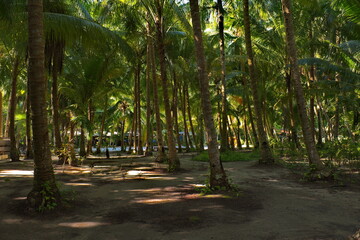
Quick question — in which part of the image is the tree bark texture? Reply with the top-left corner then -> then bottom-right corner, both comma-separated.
9,55 -> 20,162
243,0 -> 274,163
281,0 -> 322,167
155,1 -> 180,170
27,0 -> 60,209
190,0 -> 229,188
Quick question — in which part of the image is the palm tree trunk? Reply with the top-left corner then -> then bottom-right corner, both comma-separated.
96,96 -> 108,154
86,103 -> 93,156
150,38 -> 166,162
26,86 -> 33,159
281,0 -> 322,168
155,1 -> 180,170
217,0 -> 228,152
186,87 -> 196,149
181,83 -> 190,152
79,126 -> 86,157
243,0 -> 273,163
9,54 -> 20,162
172,71 -> 182,153
136,61 -> 143,155
51,51 -> 62,151
145,22 -> 153,156
27,0 -> 60,209
190,0 -> 229,188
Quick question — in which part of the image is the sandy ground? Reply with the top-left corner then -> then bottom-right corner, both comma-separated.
0,153 -> 359,240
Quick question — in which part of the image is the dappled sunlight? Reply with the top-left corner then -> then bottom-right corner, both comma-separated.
0,170 -> 33,177
12,196 -> 27,200
64,182 -> 94,187
2,218 -> 23,224
134,198 -> 183,205
58,221 -> 109,228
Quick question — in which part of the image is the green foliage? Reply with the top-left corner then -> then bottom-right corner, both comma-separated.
319,139 -> 360,167
38,181 -> 58,212
192,150 -> 260,162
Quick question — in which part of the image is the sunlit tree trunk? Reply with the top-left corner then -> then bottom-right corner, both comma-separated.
181,83 -> 190,152
186,87 -> 196,149
190,0 -> 229,188
9,54 -> 20,162
281,0 -> 322,168
155,1 -> 180,170
243,0 -> 274,163
27,0 -> 60,209
136,61 -> 143,155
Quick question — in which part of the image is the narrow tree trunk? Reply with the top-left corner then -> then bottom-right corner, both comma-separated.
51,51 -> 62,151
86,102 -> 93,155
145,22 -> 153,156
155,2 -> 180,170
217,0 -> 228,152
133,69 -> 138,153
181,83 -> 190,152
27,0 -> 60,209
96,96 -> 108,154
186,87 -> 197,149
235,115 -> 243,150
150,35 -> 166,162
172,71 -> 182,153
120,119 -> 126,152
244,113 -> 250,148
190,0 -> 229,188
79,126 -> 86,157
9,55 -> 20,162
26,86 -> 33,159
198,114 -> 205,151
136,61 -> 143,155
281,0 -> 322,168
243,0 -> 274,163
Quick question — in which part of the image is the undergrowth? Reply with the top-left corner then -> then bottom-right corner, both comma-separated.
192,150 -> 260,162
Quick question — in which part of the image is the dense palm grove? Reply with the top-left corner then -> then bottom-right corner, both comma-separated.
0,0 -> 359,209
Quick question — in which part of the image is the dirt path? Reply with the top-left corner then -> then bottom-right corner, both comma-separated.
0,154 -> 359,240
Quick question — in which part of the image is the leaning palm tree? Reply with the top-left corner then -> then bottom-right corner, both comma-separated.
27,0 -> 61,210
281,0 -> 322,169
189,0 -> 229,188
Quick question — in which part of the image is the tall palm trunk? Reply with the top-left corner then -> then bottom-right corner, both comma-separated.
79,126 -> 86,157
281,0 -> 322,168
217,0 -> 228,152
26,86 -> 33,159
181,83 -> 190,152
155,1 -> 180,170
51,49 -> 62,151
150,38 -> 166,161
86,102 -> 94,155
9,55 -> 20,162
186,87 -> 197,149
190,0 -> 229,188
27,0 -> 60,209
145,21 -> 153,156
172,71 -> 182,153
136,61 -> 143,155
243,0 -> 273,163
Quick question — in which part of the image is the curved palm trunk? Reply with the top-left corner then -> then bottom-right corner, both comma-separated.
190,0 -> 229,188
0,91 -> 2,138
172,71 -> 182,153
9,55 -> 20,162
27,0 -> 60,209
186,87 -> 196,149
155,2 -> 180,171
281,0 -> 322,168
181,83 -> 190,152
243,0 -> 274,164
217,0 -> 228,152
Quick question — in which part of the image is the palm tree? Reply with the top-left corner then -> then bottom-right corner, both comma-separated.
281,0 -> 322,168
189,0 -> 229,188
27,0 -> 60,210
243,0 -> 274,164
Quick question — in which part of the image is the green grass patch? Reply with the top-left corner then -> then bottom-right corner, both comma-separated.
192,150 -> 260,162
